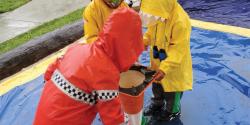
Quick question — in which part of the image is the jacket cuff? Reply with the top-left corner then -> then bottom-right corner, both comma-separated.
159,63 -> 170,75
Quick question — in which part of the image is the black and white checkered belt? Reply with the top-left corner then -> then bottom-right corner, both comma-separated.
51,69 -> 119,105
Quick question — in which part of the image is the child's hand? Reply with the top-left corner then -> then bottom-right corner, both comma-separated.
153,69 -> 165,81
134,61 -> 141,66
77,37 -> 87,45
144,45 -> 148,51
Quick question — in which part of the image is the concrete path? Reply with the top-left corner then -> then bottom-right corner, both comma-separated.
0,0 -> 90,43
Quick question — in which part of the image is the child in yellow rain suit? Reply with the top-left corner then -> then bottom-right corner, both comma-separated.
140,0 -> 193,121
83,0 -> 128,43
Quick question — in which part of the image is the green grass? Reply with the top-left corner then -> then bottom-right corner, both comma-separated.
0,8 -> 84,55
0,0 -> 31,13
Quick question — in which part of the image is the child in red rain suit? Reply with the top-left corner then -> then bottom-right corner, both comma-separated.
33,8 -> 144,125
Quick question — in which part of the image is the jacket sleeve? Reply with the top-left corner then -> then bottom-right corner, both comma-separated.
143,27 -> 154,46
159,22 -> 191,75
83,6 -> 99,44
96,97 -> 124,125
44,58 -> 60,81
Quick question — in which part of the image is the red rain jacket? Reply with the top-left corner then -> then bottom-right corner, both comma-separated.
34,8 -> 144,125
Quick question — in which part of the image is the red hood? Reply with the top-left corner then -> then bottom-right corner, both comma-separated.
95,8 -> 144,72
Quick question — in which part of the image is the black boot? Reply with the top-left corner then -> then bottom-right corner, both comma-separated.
157,110 -> 181,121
144,83 -> 165,116
143,103 -> 163,116
157,92 -> 183,121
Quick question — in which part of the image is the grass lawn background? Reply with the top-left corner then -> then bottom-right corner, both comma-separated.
0,0 -> 31,13
0,8 -> 84,55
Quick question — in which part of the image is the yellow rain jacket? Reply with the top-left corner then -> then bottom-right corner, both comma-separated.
83,0 -> 128,43
141,0 -> 193,92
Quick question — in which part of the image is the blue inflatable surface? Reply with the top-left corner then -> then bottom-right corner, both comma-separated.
179,0 -> 250,28
1,27 -> 250,125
